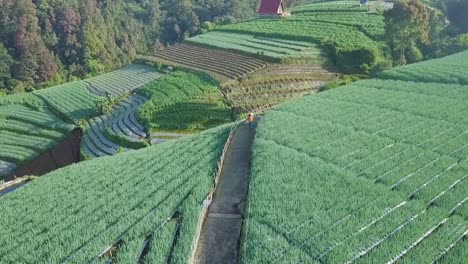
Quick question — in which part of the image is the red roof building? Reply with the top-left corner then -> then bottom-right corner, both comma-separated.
257,0 -> 286,17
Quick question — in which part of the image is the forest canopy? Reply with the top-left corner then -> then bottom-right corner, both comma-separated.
0,0 -> 260,93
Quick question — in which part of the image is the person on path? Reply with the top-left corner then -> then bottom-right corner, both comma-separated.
247,112 -> 254,129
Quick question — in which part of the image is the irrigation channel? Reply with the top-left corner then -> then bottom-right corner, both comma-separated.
194,119 -> 258,263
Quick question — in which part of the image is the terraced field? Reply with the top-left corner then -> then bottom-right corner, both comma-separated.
0,64 -> 162,178
378,50 -> 468,85
138,44 -> 268,82
209,1 -> 385,72
33,81 -> 98,123
82,94 -> 149,158
291,0 -> 376,13
136,70 -> 232,135
241,50 -> 468,263
84,64 -> 162,97
290,10 -> 385,41
224,64 -> 338,111
0,124 -> 232,263
186,32 -> 326,63
0,94 -> 75,179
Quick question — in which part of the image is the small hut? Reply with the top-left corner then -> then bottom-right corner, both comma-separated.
257,0 -> 288,17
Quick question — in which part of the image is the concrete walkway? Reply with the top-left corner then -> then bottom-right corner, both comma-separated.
195,120 -> 257,264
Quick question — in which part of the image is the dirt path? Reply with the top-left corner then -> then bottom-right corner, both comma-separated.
194,120 -> 258,264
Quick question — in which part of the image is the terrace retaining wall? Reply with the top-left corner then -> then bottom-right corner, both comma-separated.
4,128 -> 82,181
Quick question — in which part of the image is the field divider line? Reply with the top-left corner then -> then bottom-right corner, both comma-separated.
448,142 -> 468,157
92,211 -> 177,264
269,215 -> 352,263
389,157 -> 442,190
428,174 -> 468,207
386,218 -> 449,264
408,163 -> 458,199
431,228 -> 468,264
316,201 -> 408,261
374,151 -> 427,183
357,146 -> 412,177
450,196 -> 468,215
431,129 -> 468,152
188,121 -> 240,264
345,210 -> 425,264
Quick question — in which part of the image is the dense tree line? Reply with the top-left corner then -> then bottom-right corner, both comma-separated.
384,0 -> 468,65
0,0 -> 260,93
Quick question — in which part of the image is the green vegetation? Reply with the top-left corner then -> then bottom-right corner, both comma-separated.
103,127 -> 150,149
291,11 -> 385,41
0,124 -> 232,263
241,50 -> 468,263
0,64 -> 163,175
187,32 -> 326,63
0,92 -> 46,110
379,49 -> 468,84
0,0 -> 262,93
291,1 -> 371,13
212,1 -> 387,73
0,92 -> 74,178
0,104 -> 74,168
33,82 -> 98,123
84,64 -> 162,97
137,70 -> 231,133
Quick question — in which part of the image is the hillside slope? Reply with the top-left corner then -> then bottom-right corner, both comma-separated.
241,50 -> 468,263
0,64 -> 160,179
0,124 -> 233,263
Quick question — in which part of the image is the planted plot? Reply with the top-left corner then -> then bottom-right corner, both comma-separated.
215,9 -> 384,72
84,64 -> 162,97
224,64 -> 337,111
186,31 -> 326,63
291,1 -> 373,13
0,124 -> 232,263
82,94 -> 149,159
137,70 -> 231,134
379,50 -> 468,85
0,104 -> 74,179
139,44 -> 267,82
33,81 -> 98,122
289,11 -> 385,41
241,51 -> 468,263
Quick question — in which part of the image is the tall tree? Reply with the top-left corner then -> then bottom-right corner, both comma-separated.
11,0 -> 58,83
0,43 -> 14,89
56,5 -> 82,66
384,0 -> 430,65
162,0 -> 199,42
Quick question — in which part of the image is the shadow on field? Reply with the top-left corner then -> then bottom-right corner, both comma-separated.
150,101 -> 232,132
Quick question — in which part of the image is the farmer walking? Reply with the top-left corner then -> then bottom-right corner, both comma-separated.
247,112 -> 254,129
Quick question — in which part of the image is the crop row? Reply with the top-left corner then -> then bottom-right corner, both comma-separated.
136,70 -> 232,134
291,1 -> 372,13
186,31 -> 324,62
216,18 -> 379,51
84,64 -> 162,97
224,64 -> 336,111
0,124 -> 232,263
289,12 -> 385,41
82,94 -> 148,158
0,104 -> 74,178
0,92 -> 46,110
145,44 -> 267,81
241,62 -> 468,263
379,50 -> 468,85
33,81 -> 98,122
